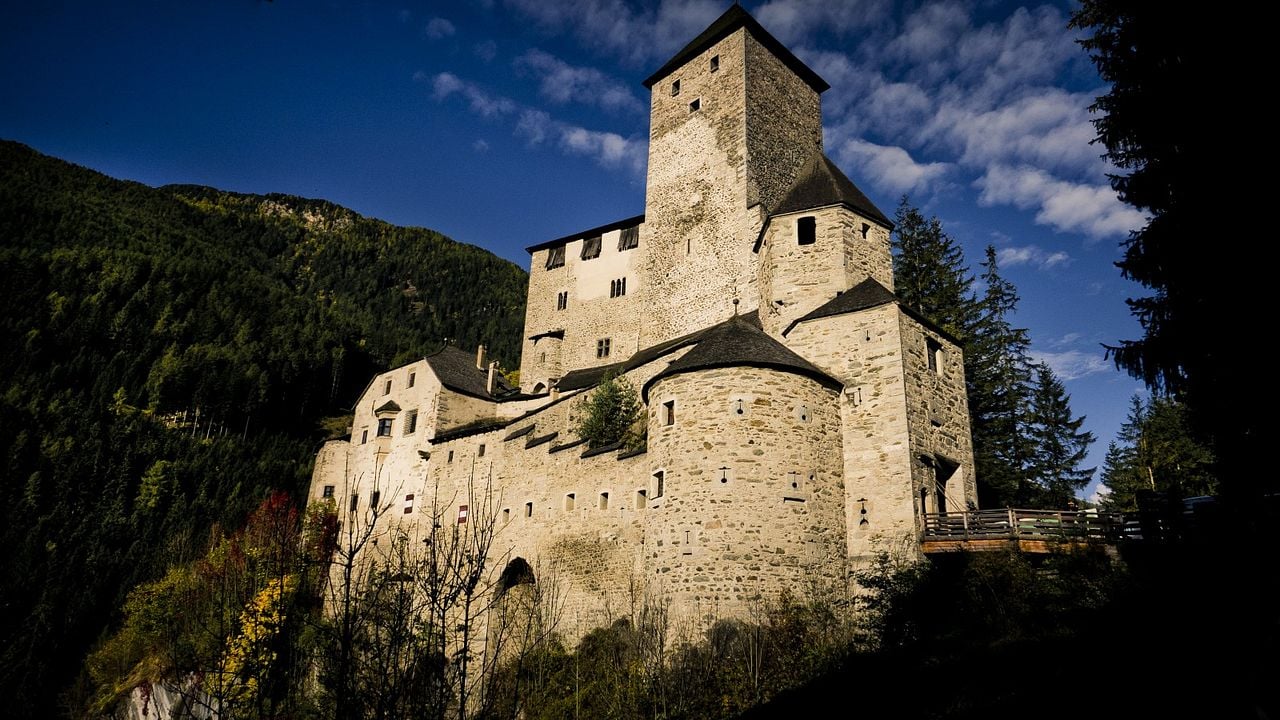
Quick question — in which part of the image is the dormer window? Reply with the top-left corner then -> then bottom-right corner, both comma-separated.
671,80 -> 681,96
546,244 -> 566,269
581,235 -> 601,260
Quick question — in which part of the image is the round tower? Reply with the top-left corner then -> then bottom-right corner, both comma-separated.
641,316 -> 845,622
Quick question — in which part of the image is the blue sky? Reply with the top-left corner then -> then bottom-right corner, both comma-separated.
0,1 -> 1146,503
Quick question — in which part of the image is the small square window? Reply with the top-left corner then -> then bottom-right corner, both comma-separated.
408,372 -> 415,388
384,379 -> 392,395
597,338 -> 611,359
671,79 -> 680,96
710,55 -> 719,72
689,98 -> 700,112
797,216 -> 816,245
663,400 -> 675,426
322,485 -> 335,499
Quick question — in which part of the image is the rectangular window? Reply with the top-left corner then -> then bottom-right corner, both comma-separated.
926,337 -> 943,374
408,372 -> 415,388
478,443 -> 486,457
546,244 -> 566,269
861,222 -> 871,239
370,490 -> 381,509
404,409 -> 418,435
322,485 -> 335,499
581,235 -> 602,260
671,79 -> 680,96
525,501 -> 533,518
565,493 -> 575,511
377,418 -> 393,437
361,428 -> 369,444
654,471 -> 665,498
610,277 -> 627,298
663,400 -> 675,426
503,508 -> 511,523
710,55 -> 719,72
797,216 -> 816,245
689,98 -> 700,112
447,450 -> 454,463
636,489 -> 647,509
404,493 -> 414,514
557,290 -> 568,310
618,225 -> 639,251
349,494 -> 359,513
599,492 -> 609,510
384,379 -> 392,395
596,338 -> 611,359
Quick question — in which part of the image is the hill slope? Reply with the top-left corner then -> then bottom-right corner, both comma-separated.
0,140 -> 527,716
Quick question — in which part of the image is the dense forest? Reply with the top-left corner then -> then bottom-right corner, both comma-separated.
0,140 -> 527,717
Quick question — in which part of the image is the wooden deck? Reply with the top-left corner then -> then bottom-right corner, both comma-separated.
921,508 -> 1125,554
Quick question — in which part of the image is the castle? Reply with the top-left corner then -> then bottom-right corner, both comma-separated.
309,5 -> 976,631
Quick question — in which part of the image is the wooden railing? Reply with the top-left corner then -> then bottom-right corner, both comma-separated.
922,508 -> 1127,543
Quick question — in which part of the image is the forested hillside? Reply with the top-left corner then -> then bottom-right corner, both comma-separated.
0,140 -> 526,716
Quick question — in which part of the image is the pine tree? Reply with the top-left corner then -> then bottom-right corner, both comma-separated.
891,198 -> 978,341
1099,395 -> 1216,511
1026,363 -> 1095,507
574,371 -> 642,449
968,246 -> 1034,507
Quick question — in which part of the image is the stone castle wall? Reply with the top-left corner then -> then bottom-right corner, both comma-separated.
744,33 -> 823,212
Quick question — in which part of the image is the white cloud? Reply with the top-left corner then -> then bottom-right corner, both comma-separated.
1088,483 -> 1111,506
504,0 -> 722,65
996,244 -> 1071,270
424,17 -> 456,39
427,72 -> 515,118
835,138 -> 948,194
515,49 -> 642,113
753,0 -> 891,45
976,165 -> 1146,240
1030,349 -> 1112,381
474,40 -> 498,62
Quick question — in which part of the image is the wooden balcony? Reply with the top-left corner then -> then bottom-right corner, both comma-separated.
921,508 -> 1126,554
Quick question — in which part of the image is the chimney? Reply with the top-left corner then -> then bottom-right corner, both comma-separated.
486,361 -> 498,396
476,344 -> 486,370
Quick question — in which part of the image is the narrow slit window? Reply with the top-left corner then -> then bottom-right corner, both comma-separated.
653,470 -> 665,498
671,79 -> 680,96
370,490 -> 380,509
503,508 -> 511,523
710,55 -> 719,72
636,489 -> 647,509
361,428 -> 369,444
599,492 -> 609,510
556,291 -> 568,310
565,493 -> 575,511
525,501 -> 533,518
403,493 -> 414,514
478,443 -> 486,457
404,409 -> 418,435
663,400 -> 675,426
581,235 -> 602,260
927,337 -> 943,374
797,216 -> 816,245
349,494 -> 359,513
447,450 -> 454,463
408,372 -> 415,388
610,277 -> 627,298
384,379 -> 392,395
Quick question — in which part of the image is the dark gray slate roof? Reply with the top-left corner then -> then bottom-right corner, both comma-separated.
783,277 -> 960,344
771,152 -> 891,228
374,400 -> 401,414
425,345 -> 514,400
642,5 -> 828,93
431,418 -> 508,443
526,214 -> 645,254
503,425 -> 535,442
555,318 -> 727,392
642,313 -> 840,400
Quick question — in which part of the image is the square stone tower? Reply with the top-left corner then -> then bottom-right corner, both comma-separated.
638,5 -> 827,347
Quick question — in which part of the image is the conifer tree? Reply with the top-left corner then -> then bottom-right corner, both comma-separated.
967,246 -> 1034,507
891,198 -> 978,341
1099,395 -> 1216,511
574,371 -> 642,449
1026,363 -> 1095,507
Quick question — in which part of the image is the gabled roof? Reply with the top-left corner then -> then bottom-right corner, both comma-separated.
642,312 -> 840,400
374,400 -> 402,414
642,5 -> 829,93
771,152 -> 892,227
782,277 -> 961,344
425,345 -> 514,400
525,214 -> 645,254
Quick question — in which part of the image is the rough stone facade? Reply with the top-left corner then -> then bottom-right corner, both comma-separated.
308,5 -> 976,645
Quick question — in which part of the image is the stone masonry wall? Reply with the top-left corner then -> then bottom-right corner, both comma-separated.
520,225 -> 645,391
782,305 -> 918,564
640,30 -> 753,347
645,367 -> 846,623
744,33 -> 823,213
898,313 -> 977,514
